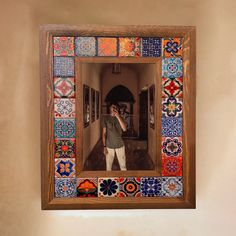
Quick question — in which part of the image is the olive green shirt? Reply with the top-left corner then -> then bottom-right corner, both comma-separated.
102,115 -> 124,149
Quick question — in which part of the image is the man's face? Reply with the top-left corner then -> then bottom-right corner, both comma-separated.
110,105 -> 117,116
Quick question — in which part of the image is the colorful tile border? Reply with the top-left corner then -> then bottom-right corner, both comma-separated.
55,178 -> 77,198
162,38 -> 183,58
54,57 -> 74,77
98,178 -> 120,197
97,37 -> 118,57
119,177 -> 141,197
75,37 -> 96,57
54,77 -> 75,98
52,37 -> 184,199
77,178 -> 98,197
141,177 -> 162,197
53,37 -> 75,56
54,139 -> 76,158
55,158 -> 76,178
142,37 -> 161,57
119,37 -> 141,57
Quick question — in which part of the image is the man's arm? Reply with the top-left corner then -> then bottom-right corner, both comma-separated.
102,127 -> 108,156
102,127 -> 107,147
115,113 -> 127,132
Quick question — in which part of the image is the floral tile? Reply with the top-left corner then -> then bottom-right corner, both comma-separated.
162,156 -> 182,176
55,178 -> 76,198
53,37 -> 75,56
55,158 -> 75,178
119,177 -> 141,197
98,178 -> 119,197
140,177 -> 162,197
54,98 -> 75,118
54,139 -> 76,158
77,178 -> 98,197
54,57 -> 74,77
54,77 -> 75,98
162,137 -> 183,157
162,77 -> 183,98
75,37 -> 96,56
162,117 -> 182,137
162,38 -> 183,57
141,37 -> 161,57
162,97 -> 182,117
162,58 -> 183,78
119,37 -> 141,57
161,177 -> 183,197
54,118 -> 75,139
97,37 -> 118,56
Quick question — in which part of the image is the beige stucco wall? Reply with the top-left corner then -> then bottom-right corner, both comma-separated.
82,63 -> 102,164
1,0 -> 236,235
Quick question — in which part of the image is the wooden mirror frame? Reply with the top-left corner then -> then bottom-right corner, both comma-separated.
40,25 -> 196,210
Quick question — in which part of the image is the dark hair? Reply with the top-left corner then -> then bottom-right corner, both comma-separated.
109,102 -> 119,109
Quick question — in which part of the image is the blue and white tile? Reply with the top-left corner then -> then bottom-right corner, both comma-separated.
162,117 -> 182,137
54,57 -> 74,77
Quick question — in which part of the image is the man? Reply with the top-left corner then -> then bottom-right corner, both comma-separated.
102,103 -> 127,171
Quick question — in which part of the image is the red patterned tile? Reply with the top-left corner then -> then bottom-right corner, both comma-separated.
54,77 -> 75,98
53,37 -> 75,56
162,156 -> 182,176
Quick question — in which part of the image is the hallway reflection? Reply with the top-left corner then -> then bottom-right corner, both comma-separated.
83,138 -> 155,171
82,63 -> 157,171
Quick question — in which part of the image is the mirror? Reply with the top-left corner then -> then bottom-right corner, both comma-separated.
81,63 -> 159,171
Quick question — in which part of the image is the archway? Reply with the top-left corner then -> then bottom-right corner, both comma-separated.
105,85 -> 136,137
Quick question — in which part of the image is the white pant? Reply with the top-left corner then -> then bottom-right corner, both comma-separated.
106,146 -> 127,171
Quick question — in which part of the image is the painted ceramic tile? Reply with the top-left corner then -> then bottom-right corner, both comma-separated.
55,158 -> 75,178
162,137 -> 183,157
140,177 -> 162,197
161,177 -> 183,197
97,37 -> 118,56
119,177 -> 141,197
162,117 -> 182,137
53,37 -> 75,56
54,57 -> 74,77
54,77 -> 75,98
162,58 -> 183,78
162,97 -> 182,117
162,156 -> 182,176
77,178 -> 98,197
75,37 -> 96,56
55,178 -> 76,198
162,38 -> 183,57
54,139 -> 75,158
54,98 -> 75,118
98,178 -> 119,197
141,37 -> 161,57
54,119 -> 75,138
119,37 -> 141,57
162,77 -> 183,98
